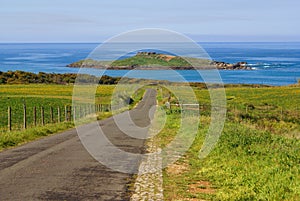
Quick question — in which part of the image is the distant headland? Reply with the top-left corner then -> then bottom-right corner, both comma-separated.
67,52 -> 252,70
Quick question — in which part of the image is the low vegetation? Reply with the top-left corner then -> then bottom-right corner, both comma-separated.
156,85 -> 300,200
0,83 -> 145,151
0,73 -> 299,200
67,52 -> 213,69
0,71 -> 121,84
111,53 -> 192,67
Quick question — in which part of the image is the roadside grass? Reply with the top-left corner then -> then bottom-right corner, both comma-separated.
0,122 -> 74,151
163,120 -> 300,200
159,86 -> 300,200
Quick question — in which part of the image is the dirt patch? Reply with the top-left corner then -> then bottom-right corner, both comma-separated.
159,55 -> 176,61
166,162 -> 189,175
188,181 -> 216,195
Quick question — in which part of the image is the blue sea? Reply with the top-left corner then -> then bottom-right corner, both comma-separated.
0,42 -> 300,86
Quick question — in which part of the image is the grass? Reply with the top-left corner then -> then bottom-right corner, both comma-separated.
68,53 -> 212,68
163,119 -> 300,200
1,83 -> 299,200
194,86 -> 300,138
111,54 -> 193,67
154,85 -> 300,200
0,84 -> 145,151
0,84 -> 116,131
0,122 -> 74,151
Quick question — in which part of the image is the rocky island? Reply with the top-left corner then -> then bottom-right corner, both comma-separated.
67,52 -> 252,70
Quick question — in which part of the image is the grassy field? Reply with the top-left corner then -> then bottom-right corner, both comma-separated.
157,85 -> 300,200
0,85 -> 116,130
0,84 -> 144,151
0,83 -> 299,200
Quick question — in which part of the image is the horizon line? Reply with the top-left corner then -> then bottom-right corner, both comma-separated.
0,41 -> 300,44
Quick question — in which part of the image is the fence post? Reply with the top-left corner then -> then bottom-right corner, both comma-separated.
41,106 -> 45,126
33,106 -> 37,126
69,106 -> 72,121
23,103 -> 27,129
65,105 -> 68,122
78,105 -> 81,119
82,104 -> 86,117
50,106 -> 53,123
57,106 -> 61,123
73,106 -> 76,121
8,106 -> 11,131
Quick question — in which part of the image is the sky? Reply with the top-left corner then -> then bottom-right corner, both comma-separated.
0,0 -> 300,42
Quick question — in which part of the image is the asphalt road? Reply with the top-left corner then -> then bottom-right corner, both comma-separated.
0,89 -> 157,201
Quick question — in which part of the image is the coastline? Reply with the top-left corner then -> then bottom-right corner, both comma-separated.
1,70 -> 299,87
0,43 -> 299,86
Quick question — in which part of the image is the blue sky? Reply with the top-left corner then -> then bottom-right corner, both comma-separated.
1,0 -> 300,42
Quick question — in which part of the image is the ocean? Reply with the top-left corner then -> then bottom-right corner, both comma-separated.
0,42 -> 300,86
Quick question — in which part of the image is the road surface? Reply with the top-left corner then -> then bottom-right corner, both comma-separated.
0,89 -> 157,201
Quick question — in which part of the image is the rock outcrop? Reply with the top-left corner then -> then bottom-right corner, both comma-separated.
211,61 -> 251,70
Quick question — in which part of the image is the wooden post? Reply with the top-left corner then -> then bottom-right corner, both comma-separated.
69,106 -> 72,121
23,103 -> 27,129
82,104 -> 85,117
65,105 -> 68,122
41,106 -> 45,126
33,106 -> 37,126
57,106 -> 61,123
8,106 -> 11,131
78,105 -> 81,119
73,106 -> 76,121
50,106 -> 53,123
246,105 -> 248,114
280,107 -> 283,120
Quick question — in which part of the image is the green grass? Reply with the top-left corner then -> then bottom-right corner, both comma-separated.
69,54 -> 212,68
111,54 -> 192,67
1,83 -> 299,200
163,119 -> 299,200
155,85 -> 300,200
194,86 -> 300,137
0,122 -> 74,151
0,84 -> 145,150
0,85 -> 116,131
